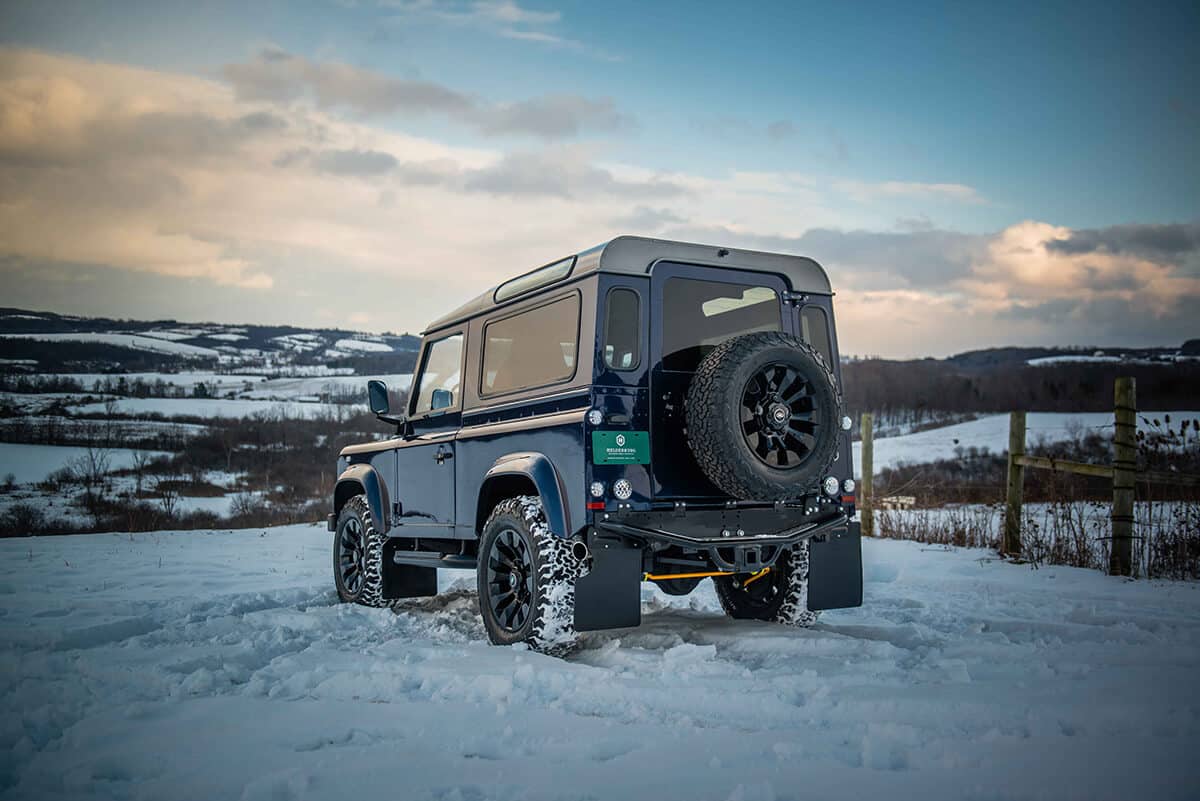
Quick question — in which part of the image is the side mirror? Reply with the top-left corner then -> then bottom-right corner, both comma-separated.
430,388 -> 453,411
367,380 -> 391,415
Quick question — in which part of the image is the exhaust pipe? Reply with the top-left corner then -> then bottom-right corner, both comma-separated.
571,540 -> 590,562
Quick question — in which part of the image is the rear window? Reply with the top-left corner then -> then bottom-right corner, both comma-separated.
662,278 -> 781,371
482,294 -> 580,396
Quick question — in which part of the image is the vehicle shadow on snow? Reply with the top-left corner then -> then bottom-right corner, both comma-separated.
390,588 -> 876,662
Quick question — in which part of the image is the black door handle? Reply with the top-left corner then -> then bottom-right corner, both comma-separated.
435,449 -> 453,464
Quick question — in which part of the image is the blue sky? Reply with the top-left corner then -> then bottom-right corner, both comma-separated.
0,1 -> 1197,355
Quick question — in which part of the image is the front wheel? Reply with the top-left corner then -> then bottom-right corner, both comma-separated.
713,541 -> 820,627
333,495 -> 388,608
477,496 -> 588,656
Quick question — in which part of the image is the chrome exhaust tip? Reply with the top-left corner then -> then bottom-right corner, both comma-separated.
571,540 -> 590,562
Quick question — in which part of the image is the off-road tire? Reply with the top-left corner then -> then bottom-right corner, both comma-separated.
477,496 -> 589,657
333,494 -> 388,608
713,541 -> 821,627
686,331 -> 842,500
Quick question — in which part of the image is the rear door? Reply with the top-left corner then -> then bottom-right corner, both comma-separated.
648,262 -> 796,501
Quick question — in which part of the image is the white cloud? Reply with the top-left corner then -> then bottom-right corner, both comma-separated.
223,49 -> 628,139
834,179 -> 985,205
382,0 -> 617,58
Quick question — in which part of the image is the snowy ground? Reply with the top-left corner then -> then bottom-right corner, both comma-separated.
2,526 -> 1198,800
851,410 -> 1200,473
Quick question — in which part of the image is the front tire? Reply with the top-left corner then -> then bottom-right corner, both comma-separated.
333,495 -> 387,608
713,541 -> 820,627
477,496 -> 587,656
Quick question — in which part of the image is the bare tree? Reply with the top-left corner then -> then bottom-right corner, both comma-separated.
67,423 -> 112,520
102,399 -> 121,447
130,449 -> 151,495
156,479 -> 180,518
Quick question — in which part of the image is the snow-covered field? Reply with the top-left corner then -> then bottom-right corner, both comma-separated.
2,525 -> 1197,800
71,397 -> 356,420
0,443 -> 171,485
852,411 -> 1200,473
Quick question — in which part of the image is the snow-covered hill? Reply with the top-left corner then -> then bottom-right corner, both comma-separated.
2,526 -> 1198,800
0,308 -> 420,374
852,410 -> 1200,473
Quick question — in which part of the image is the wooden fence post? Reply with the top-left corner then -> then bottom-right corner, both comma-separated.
1111,377 -> 1136,576
860,412 -> 873,537
1003,410 -> 1026,556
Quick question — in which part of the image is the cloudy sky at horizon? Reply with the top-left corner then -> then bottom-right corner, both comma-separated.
1,0 -> 1197,357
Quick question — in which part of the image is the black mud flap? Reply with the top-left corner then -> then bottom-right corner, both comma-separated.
574,536 -> 642,631
381,542 -> 438,599
807,521 -> 863,611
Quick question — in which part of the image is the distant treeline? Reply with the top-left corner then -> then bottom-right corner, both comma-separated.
0,339 -> 199,373
842,359 -> 1200,421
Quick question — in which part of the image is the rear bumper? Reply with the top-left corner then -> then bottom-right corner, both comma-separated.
596,511 -> 849,550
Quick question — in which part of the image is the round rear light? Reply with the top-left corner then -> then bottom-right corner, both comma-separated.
589,481 -> 605,498
587,409 -> 604,426
612,479 -> 633,500
822,476 -> 840,497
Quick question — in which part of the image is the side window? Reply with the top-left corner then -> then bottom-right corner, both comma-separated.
603,288 -> 640,370
800,305 -> 833,365
412,333 -> 463,414
482,294 -> 580,396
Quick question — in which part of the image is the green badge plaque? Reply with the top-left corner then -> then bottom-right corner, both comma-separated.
591,431 -> 650,465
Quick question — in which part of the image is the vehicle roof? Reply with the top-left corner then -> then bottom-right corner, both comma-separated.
423,235 -> 831,334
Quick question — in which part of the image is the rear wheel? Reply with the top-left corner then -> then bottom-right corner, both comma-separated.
333,494 -> 387,608
477,496 -> 588,656
713,541 -> 820,627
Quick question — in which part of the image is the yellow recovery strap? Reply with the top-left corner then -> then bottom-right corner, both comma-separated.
643,568 -> 771,584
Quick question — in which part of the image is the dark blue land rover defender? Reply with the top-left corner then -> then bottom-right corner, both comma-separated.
330,236 -> 862,655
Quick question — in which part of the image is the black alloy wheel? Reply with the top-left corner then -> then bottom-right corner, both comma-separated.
337,514 -> 366,596
485,527 -> 536,633
333,494 -> 387,607
741,362 -> 818,469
